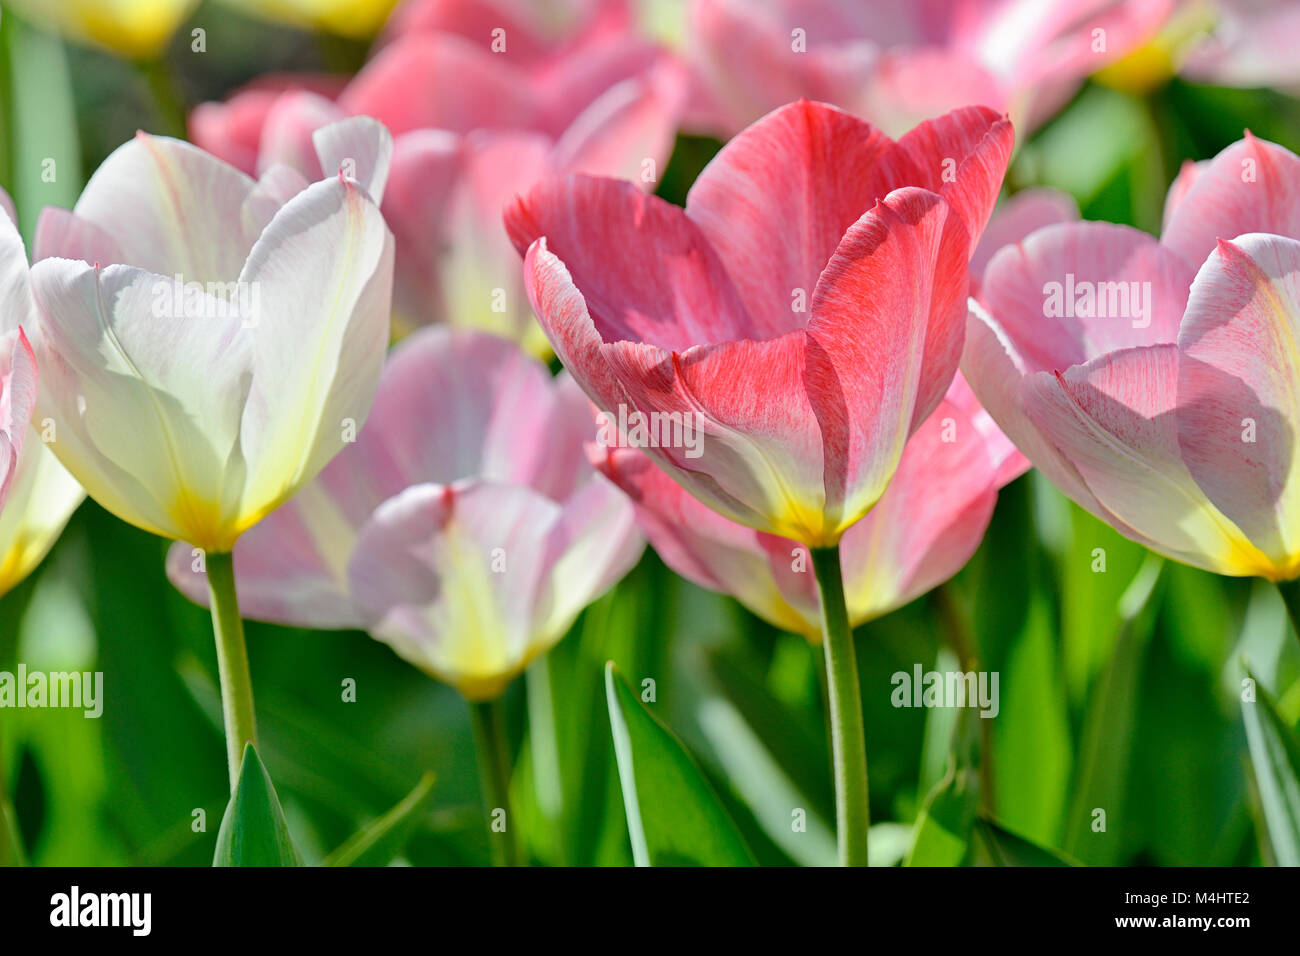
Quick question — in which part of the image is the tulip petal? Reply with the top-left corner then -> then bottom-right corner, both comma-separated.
804,187 -> 970,533
891,105 -> 1015,257
66,132 -> 260,280
1022,343 -> 1268,575
507,176 -> 756,347
313,115 -> 394,204
257,90 -> 344,182
1177,234 -> 1300,577
32,208 -> 128,268
0,330 -> 38,508
969,187 -> 1080,291
238,176 -> 395,530
340,34 -> 539,136
347,481 -> 563,699
839,388 -> 999,621
1161,134 -> 1300,271
684,99 -> 893,337
977,220 -> 1195,373
31,258 -> 252,546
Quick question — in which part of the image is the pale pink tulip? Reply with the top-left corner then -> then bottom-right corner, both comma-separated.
686,0 -> 1175,138
506,99 -> 1013,546
965,133 -> 1300,579
29,119 -> 395,554
168,328 -> 643,699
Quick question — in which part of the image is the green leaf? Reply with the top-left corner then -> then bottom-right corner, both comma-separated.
1241,669 -> 1300,867
976,816 -> 1079,866
905,765 -> 977,867
322,771 -> 436,867
0,10 -> 81,245
213,744 -> 302,867
605,662 -> 754,866
1064,556 -> 1163,863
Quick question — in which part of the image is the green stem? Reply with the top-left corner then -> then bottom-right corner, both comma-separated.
810,544 -> 870,866
469,697 -> 521,867
1276,578 -> 1300,649
206,551 -> 258,793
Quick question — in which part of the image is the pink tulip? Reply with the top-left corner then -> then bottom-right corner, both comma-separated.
189,0 -> 685,342
685,0 -> 1175,138
0,329 -> 38,513
965,133 -> 1300,580
586,188 -> 1070,635
168,327 -> 643,699
505,99 -> 1013,546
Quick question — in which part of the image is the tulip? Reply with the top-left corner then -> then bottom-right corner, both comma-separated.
30,118 -> 396,788
167,326 -> 643,861
1,0 -> 197,59
506,98 -> 1013,865
0,192 -> 85,596
188,0 -> 685,347
684,0 -> 1175,139
965,133 -> 1300,588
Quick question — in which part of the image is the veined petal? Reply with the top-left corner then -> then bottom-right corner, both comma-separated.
63,132 -> 260,280
506,175 -> 755,347
804,187 -> 969,535
684,99 -> 893,338
1177,234 -> 1300,578
532,472 -> 643,645
0,440 -> 83,596
238,175 -> 395,536
890,105 -> 1014,256
602,331 -> 828,540
969,187 -> 1079,292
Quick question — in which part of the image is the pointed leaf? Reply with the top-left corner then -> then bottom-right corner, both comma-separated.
976,816 -> 1079,866
605,662 -> 754,867
905,766 -> 977,867
213,743 -> 302,867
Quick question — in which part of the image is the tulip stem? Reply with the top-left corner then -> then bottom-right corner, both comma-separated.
469,698 -> 521,867
206,551 -> 258,793
811,544 -> 870,866
1277,578 -> 1300,649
